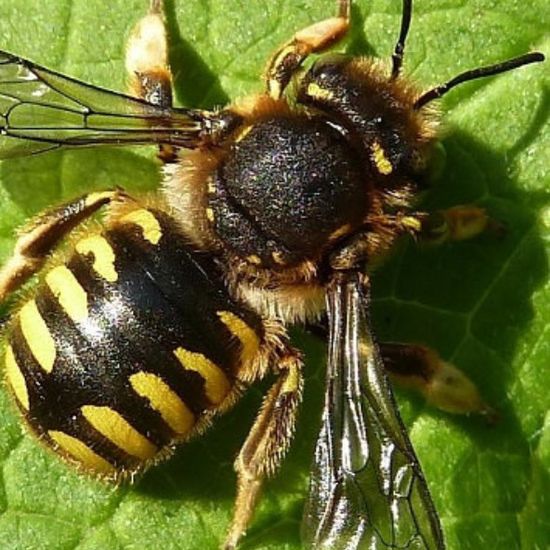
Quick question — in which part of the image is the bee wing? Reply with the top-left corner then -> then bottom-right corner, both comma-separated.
0,50 -> 205,158
302,273 -> 445,550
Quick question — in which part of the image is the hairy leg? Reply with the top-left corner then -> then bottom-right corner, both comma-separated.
0,190 -> 126,302
225,349 -> 303,549
126,0 -> 177,162
265,0 -> 350,99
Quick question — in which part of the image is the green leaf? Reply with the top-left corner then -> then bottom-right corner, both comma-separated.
0,1 -> 547,549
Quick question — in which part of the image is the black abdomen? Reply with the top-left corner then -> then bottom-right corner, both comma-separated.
4,207 -> 263,478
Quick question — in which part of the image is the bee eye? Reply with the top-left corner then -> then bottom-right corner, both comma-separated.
308,52 -> 351,80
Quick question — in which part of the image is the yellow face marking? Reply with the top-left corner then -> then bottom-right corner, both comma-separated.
84,191 -> 116,209
306,82 -> 335,102
81,405 -> 158,460
5,344 -> 30,410
19,300 -> 56,373
76,235 -> 118,282
205,207 -> 215,223
46,266 -> 88,322
130,372 -> 195,435
217,311 -> 261,367
173,347 -> 231,406
121,209 -> 162,245
371,140 -> 393,175
48,430 -> 115,475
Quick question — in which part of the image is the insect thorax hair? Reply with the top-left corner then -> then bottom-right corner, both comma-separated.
162,58 -> 439,325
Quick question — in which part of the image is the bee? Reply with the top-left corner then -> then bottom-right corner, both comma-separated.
0,0 -> 544,549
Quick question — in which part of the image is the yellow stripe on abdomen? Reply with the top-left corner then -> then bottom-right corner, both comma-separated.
217,311 -> 261,367
48,430 -> 115,476
120,209 -> 162,245
81,405 -> 158,460
4,344 -> 30,410
19,299 -> 56,373
173,347 -> 231,406
76,235 -> 118,282
46,266 -> 88,322
130,372 -> 195,436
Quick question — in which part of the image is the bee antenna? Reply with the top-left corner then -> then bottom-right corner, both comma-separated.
391,0 -> 413,79
414,52 -> 545,109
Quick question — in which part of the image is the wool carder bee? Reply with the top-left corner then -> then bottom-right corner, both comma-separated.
0,0 -> 544,548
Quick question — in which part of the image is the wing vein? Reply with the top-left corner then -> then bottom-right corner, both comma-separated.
302,273 -> 445,550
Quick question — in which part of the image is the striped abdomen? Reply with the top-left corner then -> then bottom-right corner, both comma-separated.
3,207 -> 263,478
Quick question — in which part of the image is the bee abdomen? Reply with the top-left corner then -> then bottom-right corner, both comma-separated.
3,207 -> 263,478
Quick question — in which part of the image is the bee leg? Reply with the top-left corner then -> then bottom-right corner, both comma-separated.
126,0 -> 177,163
265,0 -> 350,99
419,205 -> 506,245
0,190 -> 126,302
224,351 -> 304,550
305,322 -> 495,421
126,0 -> 172,108
380,342 -> 497,421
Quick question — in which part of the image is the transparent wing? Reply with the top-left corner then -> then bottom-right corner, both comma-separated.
0,50 -> 205,158
302,273 -> 445,550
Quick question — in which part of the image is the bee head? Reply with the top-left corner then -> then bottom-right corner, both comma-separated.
297,53 -> 434,183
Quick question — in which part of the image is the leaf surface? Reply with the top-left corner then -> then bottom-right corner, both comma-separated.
0,1 -> 547,549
